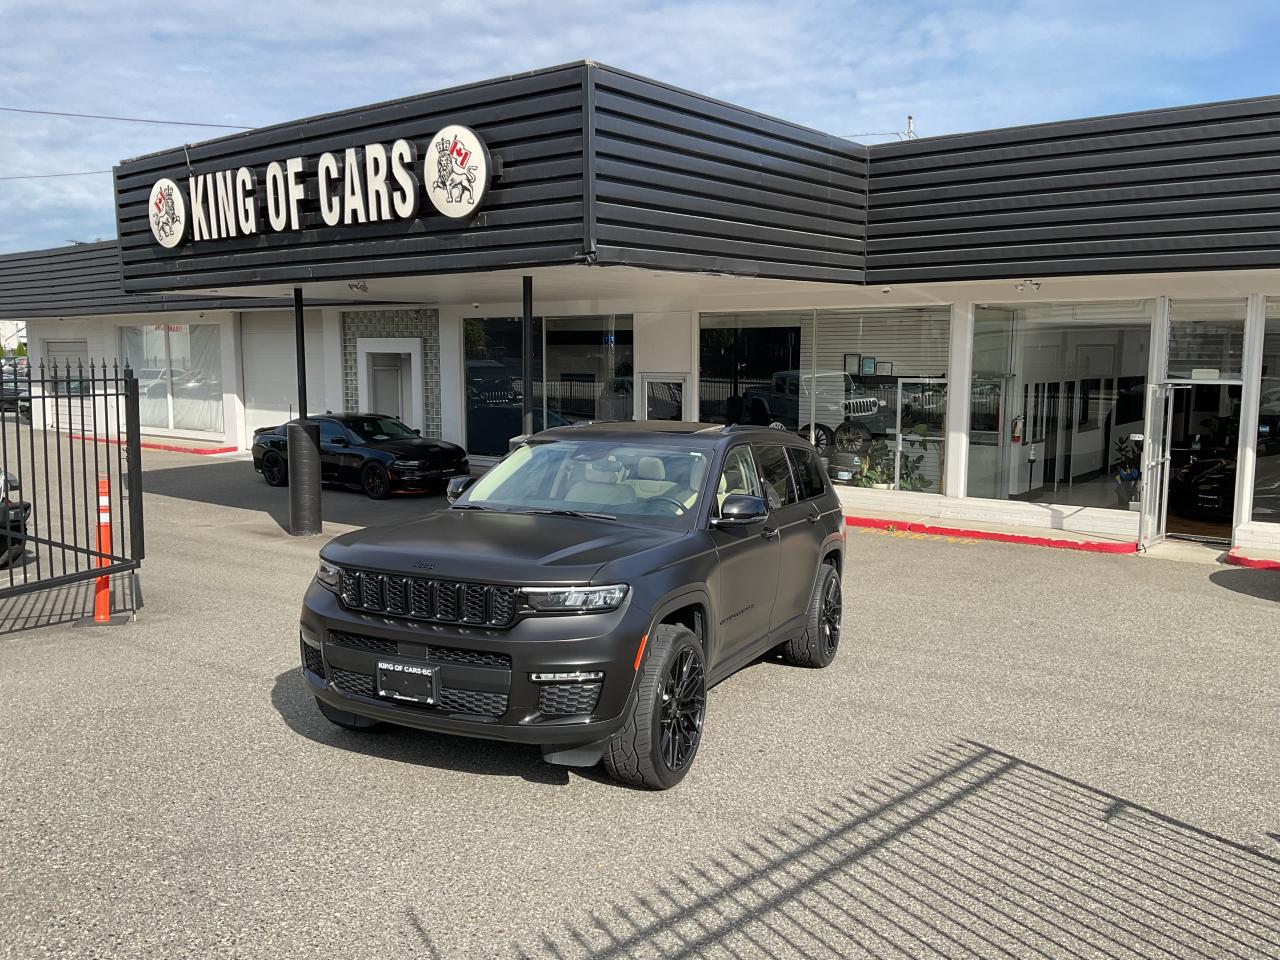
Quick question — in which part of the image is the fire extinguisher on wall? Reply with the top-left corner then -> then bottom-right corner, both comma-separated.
1010,414 -> 1025,445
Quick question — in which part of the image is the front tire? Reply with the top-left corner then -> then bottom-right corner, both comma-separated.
261,450 -> 288,487
780,563 -> 842,668
603,625 -> 706,790
361,462 -> 392,500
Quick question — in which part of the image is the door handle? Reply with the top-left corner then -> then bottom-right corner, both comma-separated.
762,526 -> 779,539
807,510 -> 820,524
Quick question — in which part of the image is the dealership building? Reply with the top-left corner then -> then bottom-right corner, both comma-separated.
1,61 -> 1279,555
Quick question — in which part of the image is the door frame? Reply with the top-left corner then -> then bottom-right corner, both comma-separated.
636,372 -> 692,421
356,337 -> 423,431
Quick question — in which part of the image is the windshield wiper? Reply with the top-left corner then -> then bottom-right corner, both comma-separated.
450,503 -> 491,511
515,508 -> 617,521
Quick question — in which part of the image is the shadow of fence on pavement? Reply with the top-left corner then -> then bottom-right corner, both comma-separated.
518,741 -> 1280,959
0,573 -> 139,635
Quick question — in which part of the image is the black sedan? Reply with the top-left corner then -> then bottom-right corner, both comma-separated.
252,413 -> 469,500
1,471 -> 28,569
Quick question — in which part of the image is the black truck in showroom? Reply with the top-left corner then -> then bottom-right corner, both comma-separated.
299,421 -> 845,789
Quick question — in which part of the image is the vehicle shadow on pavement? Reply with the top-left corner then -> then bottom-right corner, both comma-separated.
516,740 -> 1280,959
143,460 -> 448,532
1208,567 -> 1280,602
269,669 -> 573,785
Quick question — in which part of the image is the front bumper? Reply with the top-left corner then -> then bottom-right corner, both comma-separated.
299,580 -> 645,746
389,461 -> 470,491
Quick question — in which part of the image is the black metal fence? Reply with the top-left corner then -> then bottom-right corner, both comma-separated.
0,362 -> 143,600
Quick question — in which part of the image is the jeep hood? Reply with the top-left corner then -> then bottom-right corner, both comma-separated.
321,509 -> 683,584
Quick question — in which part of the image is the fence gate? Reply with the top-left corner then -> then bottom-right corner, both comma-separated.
0,362 -> 144,604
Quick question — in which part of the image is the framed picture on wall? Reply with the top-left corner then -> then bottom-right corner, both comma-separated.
843,353 -> 861,376
861,356 -> 877,376
875,361 -> 893,376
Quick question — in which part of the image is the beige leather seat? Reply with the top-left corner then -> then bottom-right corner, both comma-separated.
566,462 -> 638,507
628,456 -> 677,500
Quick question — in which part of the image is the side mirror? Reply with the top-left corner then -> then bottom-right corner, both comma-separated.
413,428 -> 421,435
712,494 -> 768,527
446,474 -> 476,503
2,471 -> 17,493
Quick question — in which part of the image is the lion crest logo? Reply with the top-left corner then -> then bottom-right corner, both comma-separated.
425,125 -> 489,219
147,178 -> 187,249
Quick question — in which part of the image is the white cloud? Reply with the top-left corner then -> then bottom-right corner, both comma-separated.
1,0 -> 1277,251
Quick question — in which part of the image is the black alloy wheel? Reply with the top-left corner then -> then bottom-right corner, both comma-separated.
361,462 -> 392,500
780,563 -> 842,668
659,646 -> 705,773
603,624 -> 706,789
801,423 -> 835,455
819,571 -> 842,658
261,451 -> 288,487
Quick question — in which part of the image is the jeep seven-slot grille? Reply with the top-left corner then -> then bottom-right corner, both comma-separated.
339,569 -> 518,627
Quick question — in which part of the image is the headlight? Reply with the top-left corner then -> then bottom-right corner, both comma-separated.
316,559 -> 341,592
522,584 -> 628,612
392,460 -> 421,469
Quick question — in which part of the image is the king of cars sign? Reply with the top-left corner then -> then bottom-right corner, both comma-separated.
146,125 -> 492,249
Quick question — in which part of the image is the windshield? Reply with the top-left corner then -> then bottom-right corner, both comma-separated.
344,417 -> 417,443
462,439 -> 710,527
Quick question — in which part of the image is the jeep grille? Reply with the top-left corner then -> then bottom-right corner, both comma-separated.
338,568 -> 519,628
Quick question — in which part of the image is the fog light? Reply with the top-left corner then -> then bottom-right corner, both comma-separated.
530,671 -> 604,683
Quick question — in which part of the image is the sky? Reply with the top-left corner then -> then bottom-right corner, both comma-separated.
3,0 -> 1280,253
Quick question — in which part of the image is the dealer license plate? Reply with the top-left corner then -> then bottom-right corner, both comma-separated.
376,660 -> 437,705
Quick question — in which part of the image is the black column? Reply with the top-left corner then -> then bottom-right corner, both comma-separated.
521,275 -> 534,438
289,287 -> 321,536
294,287 -> 308,418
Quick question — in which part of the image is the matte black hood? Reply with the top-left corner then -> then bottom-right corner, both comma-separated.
322,509 -> 683,584
361,437 -> 465,459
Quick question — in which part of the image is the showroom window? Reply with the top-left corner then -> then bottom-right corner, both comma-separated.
700,308 -> 949,492
1254,302 -> 1280,524
118,323 -> 224,434
966,301 -> 1152,510
463,315 -> 633,457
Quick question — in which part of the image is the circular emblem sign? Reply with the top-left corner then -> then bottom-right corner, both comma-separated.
425,125 -> 491,219
147,178 -> 188,248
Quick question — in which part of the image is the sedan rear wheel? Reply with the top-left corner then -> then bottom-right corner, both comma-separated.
361,462 -> 392,500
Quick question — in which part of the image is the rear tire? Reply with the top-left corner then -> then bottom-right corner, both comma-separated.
316,697 -> 383,731
603,625 -> 706,790
800,423 -> 835,454
261,450 -> 288,487
780,564 -> 842,668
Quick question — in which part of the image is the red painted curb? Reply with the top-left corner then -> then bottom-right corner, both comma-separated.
844,515 -> 1139,554
69,434 -> 238,456
1226,547 -> 1280,570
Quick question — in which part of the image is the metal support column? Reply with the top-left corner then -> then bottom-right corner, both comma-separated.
289,287 -> 322,536
521,275 -> 534,439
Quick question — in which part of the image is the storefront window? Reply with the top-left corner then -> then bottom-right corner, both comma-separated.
119,323 -> 224,434
700,308 -> 949,492
1168,298 -> 1246,381
966,301 -> 1151,509
1254,303 -> 1280,523
463,314 -> 633,457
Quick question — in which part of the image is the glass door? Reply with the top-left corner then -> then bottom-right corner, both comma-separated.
895,377 -> 947,493
1138,384 -> 1175,550
639,374 -> 690,421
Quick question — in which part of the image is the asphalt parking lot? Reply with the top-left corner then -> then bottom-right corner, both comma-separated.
1,448 -> 1278,959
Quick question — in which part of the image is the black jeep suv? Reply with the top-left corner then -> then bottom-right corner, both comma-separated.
299,421 -> 845,789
